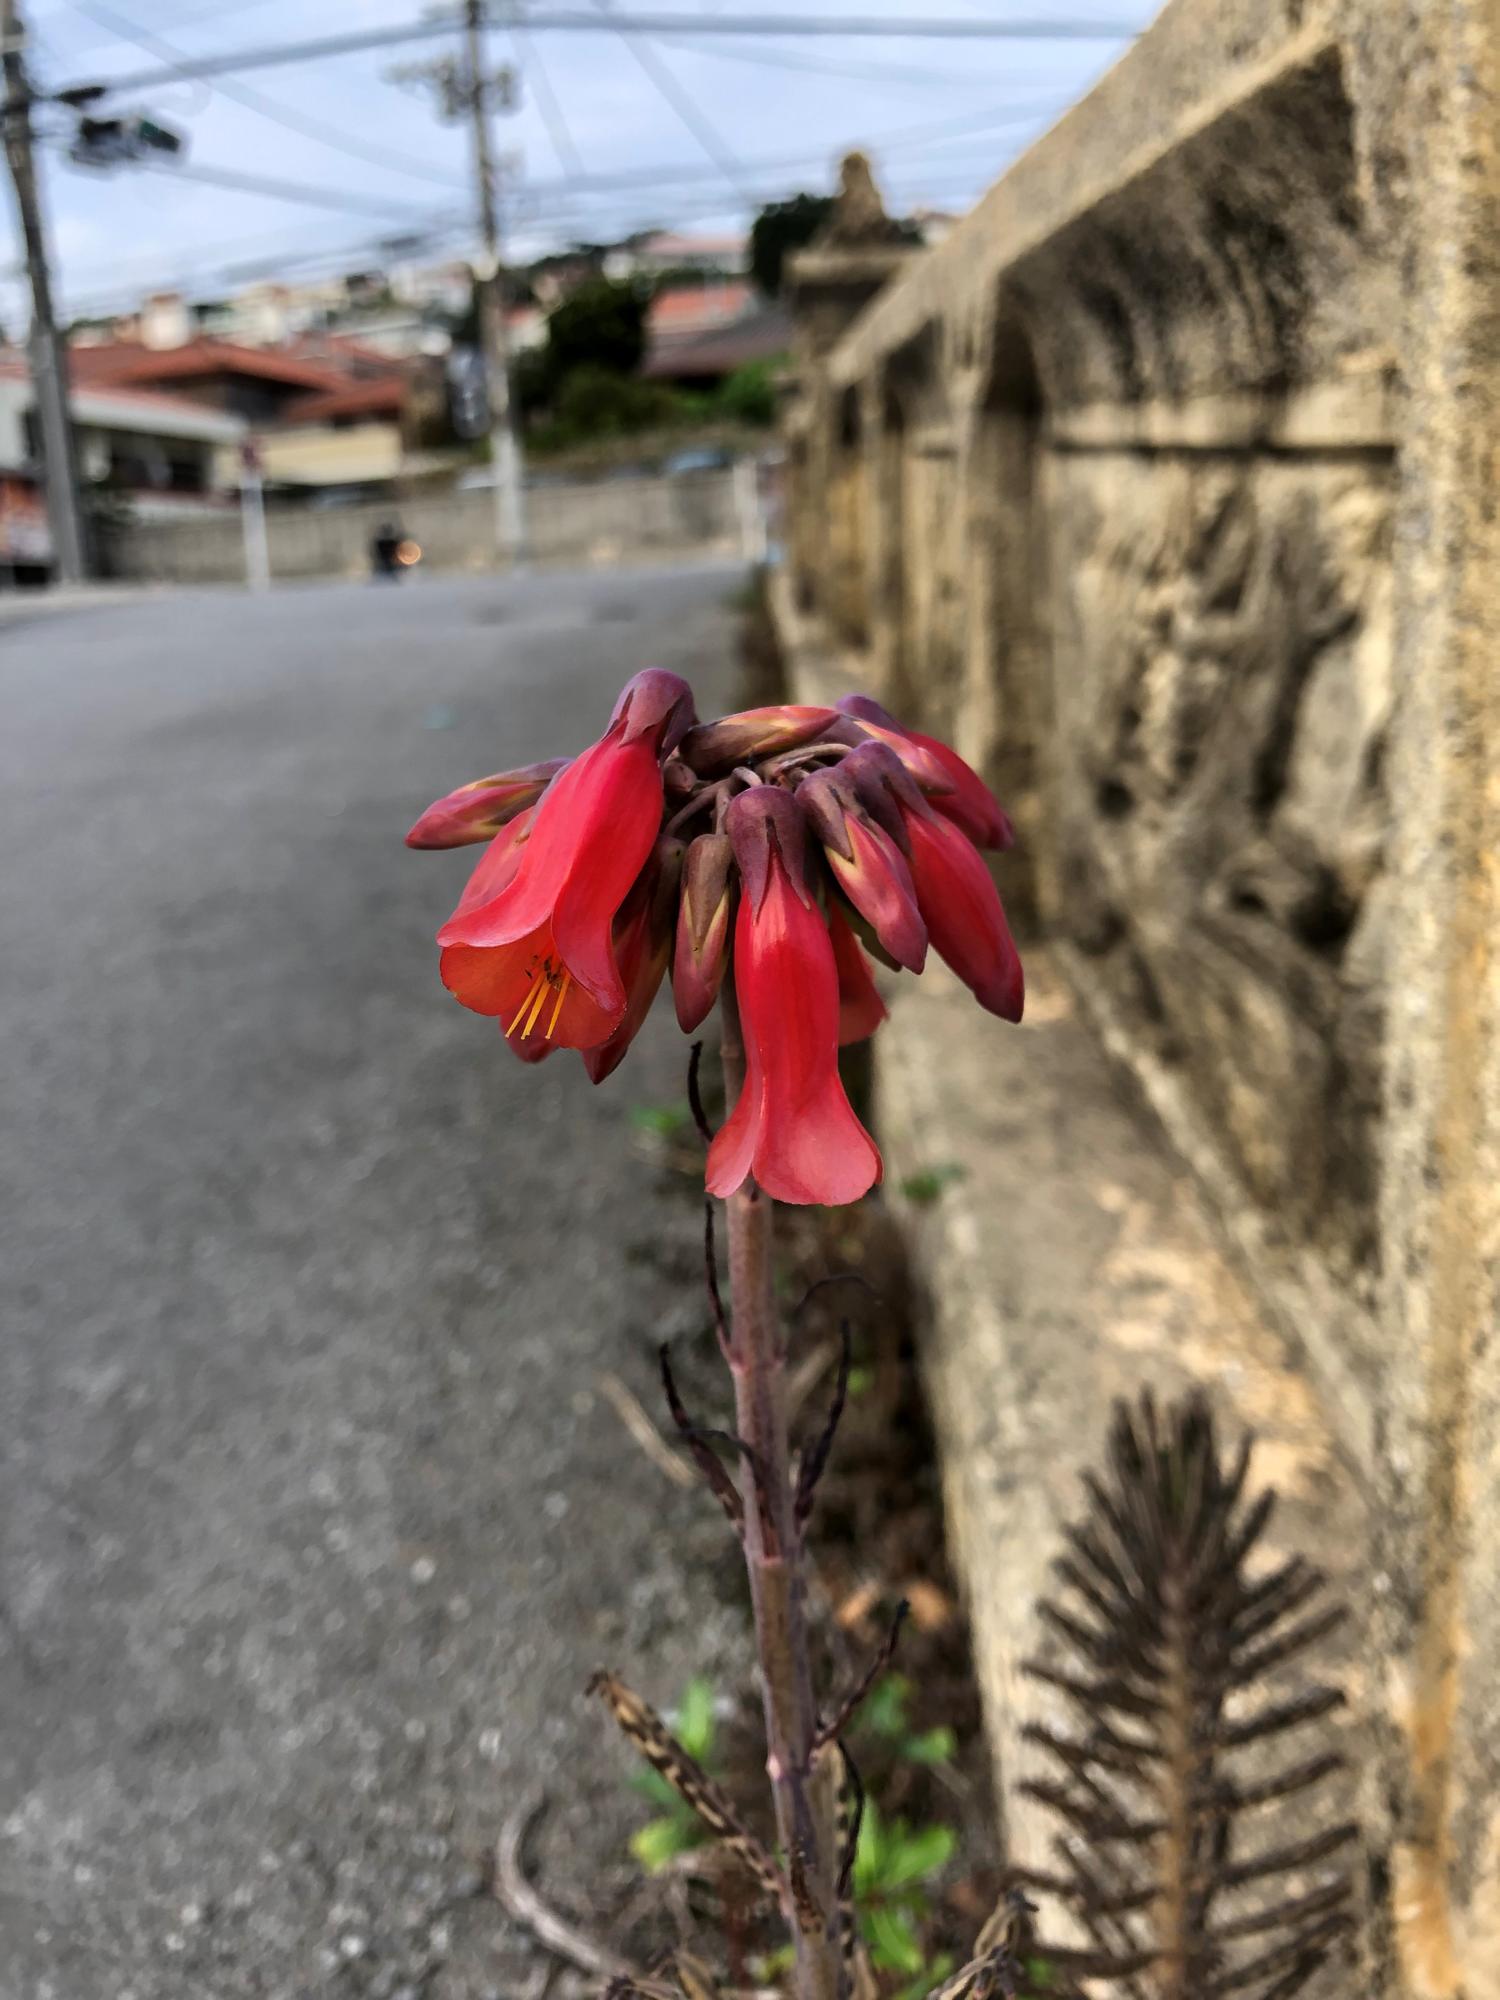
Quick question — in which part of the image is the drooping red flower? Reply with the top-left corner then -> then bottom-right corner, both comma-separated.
411,673 -> 1023,1203
583,839 -> 684,1084
836,693 -> 1015,851
706,788 -> 881,1207
827,901 -> 887,1047
849,741 -> 1023,1022
404,759 -> 568,849
435,670 -> 694,1052
797,762 -> 927,973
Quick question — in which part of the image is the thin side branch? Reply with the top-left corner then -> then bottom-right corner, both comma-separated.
659,1344 -> 744,1530
795,1320 -> 853,1527
687,1041 -> 714,1146
815,1599 -> 909,1749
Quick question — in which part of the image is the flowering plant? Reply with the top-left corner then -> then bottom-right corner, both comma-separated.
410,671 -> 1024,2000
409,672 -> 1023,1208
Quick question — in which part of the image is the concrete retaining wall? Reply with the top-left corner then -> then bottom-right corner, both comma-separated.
113,469 -> 746,584
777,3 -> 1500,1993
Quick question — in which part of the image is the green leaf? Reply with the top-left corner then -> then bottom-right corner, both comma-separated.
846,1363 -> 874,1398
863,1903 -> 924,1974
753,1944 -> 797,1982
852,1798 -> 884,1893
899,1163 -> 968,1207
860,1673 -> 911,1742
629,1813 -> 702,1873
628,1768 -> 680,1810
892,1953 -> 955,2000
672,1676 -> 717,1762
877,1822 -> 958,1892
905,1724 -> 958,1766
629,1101 -> 692,1139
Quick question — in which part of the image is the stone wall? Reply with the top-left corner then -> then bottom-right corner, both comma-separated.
776,3 -> 1500,1994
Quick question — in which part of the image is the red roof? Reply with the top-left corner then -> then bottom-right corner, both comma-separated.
0,348 -> 244,423
648,282 -> 753,333
70,338 -> 352,394
279,377 -> 409,425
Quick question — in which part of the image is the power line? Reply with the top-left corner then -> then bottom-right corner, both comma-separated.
135,155 -> 455,221
63,0 -> 469,189
499,91 -> 1069,200
509,23 -> 583,178
44,0 -> 286,63
71,12 -> 1138,97
590,0 -> 746,191
649,31 -> 1015,89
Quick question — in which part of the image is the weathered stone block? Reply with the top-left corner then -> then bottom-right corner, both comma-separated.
773,1 -> 1500,1991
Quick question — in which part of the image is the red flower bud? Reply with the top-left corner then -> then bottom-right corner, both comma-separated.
903,809 -> 1024,1023
798,763 -> 927,973
672,832 -> 735,1033
836,693 -> 1015,851
677,704 -> 838,776
612,669 -> 698,756
828,901 -> 887,1046
582,838 -> 685,1083
405,759 -> 568,849
706,788 -> 881,1207
844,739 -> 1021,1021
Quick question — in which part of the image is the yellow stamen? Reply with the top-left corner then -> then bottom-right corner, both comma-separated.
545,968 -> 573,1040
506,981 -> 539,1038
519,973 -> 552,1038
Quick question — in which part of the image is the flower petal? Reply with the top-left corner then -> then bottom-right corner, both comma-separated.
828,903 -> 888,1047
904,809 -> 1024,1022
707,842 -> 881,1206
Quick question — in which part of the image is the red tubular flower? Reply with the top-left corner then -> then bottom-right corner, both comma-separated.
828,902 -> 887,1046
797,762 -> 927,973
852,742 -> 1023,1023
405,758 -> 568,849
836,693 -> 1015,851
677,704 -> 838,776
447,805 -> 536,925
672,831 -> 735,1033
583,839 -> 684,1083
437,670 -> 694,1051
706,788 -> 881,1207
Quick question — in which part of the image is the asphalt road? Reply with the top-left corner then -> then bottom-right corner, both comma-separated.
0,564 -> 749,1999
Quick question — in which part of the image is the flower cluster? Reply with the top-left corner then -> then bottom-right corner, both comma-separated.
408,671 -> 1023,1205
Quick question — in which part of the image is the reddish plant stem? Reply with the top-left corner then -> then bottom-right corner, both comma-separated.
718,986 -> 842,2000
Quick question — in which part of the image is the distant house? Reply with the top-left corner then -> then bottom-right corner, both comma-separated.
606,230 -> 748,281
641,282 -> 791,389
0,350 -> 246,577
66,336 -> 418,493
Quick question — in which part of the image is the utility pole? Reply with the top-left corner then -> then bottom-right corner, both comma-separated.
1,0 -> 87,583
462,0 -> 524,563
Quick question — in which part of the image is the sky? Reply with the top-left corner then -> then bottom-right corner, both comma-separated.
6,0 -> 1159,329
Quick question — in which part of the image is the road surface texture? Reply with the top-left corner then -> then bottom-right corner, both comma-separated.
0,565 -> 750,1999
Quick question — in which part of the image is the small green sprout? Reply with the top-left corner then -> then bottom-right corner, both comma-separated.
899,1163 -> 969,1207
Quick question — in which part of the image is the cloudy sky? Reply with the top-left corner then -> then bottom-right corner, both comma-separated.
8,0 -> 1156,327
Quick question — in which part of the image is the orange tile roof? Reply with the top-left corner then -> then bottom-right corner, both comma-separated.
69,338 -> 353,394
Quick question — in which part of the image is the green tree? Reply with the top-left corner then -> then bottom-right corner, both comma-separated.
715,357 -> 780,427
749,192 -> 834,296
546,277 -> 647,380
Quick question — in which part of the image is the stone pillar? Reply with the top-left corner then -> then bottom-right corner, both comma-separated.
1368,4 -> 1500,1992
781,153 -> 918,626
